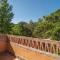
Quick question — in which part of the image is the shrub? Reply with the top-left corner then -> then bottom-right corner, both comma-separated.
51,27 -> 60,41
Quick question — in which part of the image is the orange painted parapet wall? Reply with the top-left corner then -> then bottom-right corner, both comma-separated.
7,35 -> 60,60
9,42 -> 59,60
0,34 -> 60,60
7,35 -> 60,55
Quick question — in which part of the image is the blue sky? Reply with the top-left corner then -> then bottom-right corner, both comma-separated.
8,0 -> 60,24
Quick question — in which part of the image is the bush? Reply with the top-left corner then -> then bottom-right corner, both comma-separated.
44,30 -> 53,38
51,27 -> 60,41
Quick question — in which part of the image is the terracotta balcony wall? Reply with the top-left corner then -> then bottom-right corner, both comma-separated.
0,34 -> 60,60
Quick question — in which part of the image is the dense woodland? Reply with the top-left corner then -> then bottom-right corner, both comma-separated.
0,0 -> 60,41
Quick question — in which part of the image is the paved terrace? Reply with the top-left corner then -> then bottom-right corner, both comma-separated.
0,34 -> 60,60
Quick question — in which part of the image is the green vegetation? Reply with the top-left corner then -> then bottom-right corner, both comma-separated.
11,9 -> 60,41
0,0 -> 60,41
33,9 -> 60,40
0,0 -> 14,34
11,22 -> 32,36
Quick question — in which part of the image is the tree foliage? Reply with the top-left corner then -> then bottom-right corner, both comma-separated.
32,9 -> 60,40
12,22 -> 32,36
0,0 -> 14,34
51,27 -> 60,40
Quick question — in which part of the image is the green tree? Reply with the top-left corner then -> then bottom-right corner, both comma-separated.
33,9 -> 60,40
33,21 -> 54,38
12,24 -> 23,35
12,22 -> 32,36
0,0 -> 14,34
28,20 -> 35,33
51,27 -> 60,41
